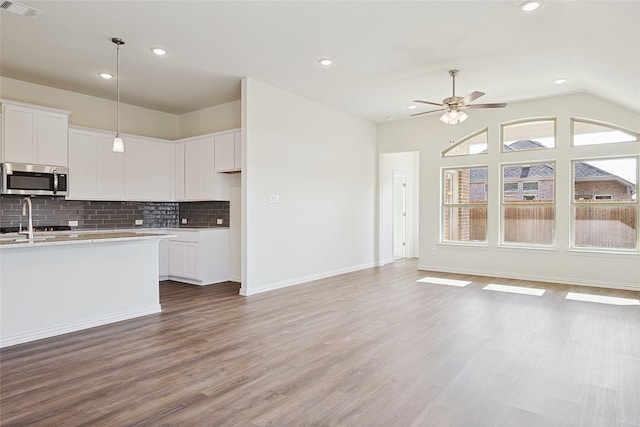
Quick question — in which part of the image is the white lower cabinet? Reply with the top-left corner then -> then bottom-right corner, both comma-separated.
167,228 -> 229,285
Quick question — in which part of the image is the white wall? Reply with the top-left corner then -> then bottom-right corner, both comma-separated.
179,100 -> 241,139
1,77 -> 180,139
379,151 -> 419,265
241,78 -> 376,295
378,92 -> 640,291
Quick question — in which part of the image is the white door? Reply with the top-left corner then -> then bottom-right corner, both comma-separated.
393,172 -> 408,259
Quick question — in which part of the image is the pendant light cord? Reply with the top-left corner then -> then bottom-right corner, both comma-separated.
116,41 -> 120,136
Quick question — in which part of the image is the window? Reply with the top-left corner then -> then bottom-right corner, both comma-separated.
501,162 -> 555,246
573,157 -> 638,250
501,118 -> 556,152
442,128 -> 488,157
522,182 -> 539,192
572,118 -> 639,146
442,167 -> 487,243
504,182 -> 519,192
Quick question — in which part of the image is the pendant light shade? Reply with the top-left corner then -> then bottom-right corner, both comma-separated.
112,37 -> 125,152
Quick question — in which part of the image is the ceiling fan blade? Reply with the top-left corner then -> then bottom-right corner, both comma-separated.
466,102 -> 507,109
410,108 -> 446,117
413,100 -> 444,107
461,91 -> 485,105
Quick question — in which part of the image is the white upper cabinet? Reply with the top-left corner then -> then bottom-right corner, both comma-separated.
1,100 -> 70,166
124,137 -> 174,201
68,128 -> 123,200
184,135 -> 216,200
214,131 -> 241,172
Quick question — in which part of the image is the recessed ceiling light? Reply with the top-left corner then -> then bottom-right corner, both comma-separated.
554,78 -> 567,84
150,47 -> 167,56
99,72 -> 113,79
520,0 -> 541,12
318,58 -> 333,67
408,105 -> 417,110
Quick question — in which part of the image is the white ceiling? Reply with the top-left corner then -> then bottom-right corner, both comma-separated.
1,1 -> 639,123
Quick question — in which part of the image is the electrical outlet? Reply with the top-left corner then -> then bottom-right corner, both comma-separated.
135,219 -> 143,226
216,219 -> 223,225
68,220 -> 78,227
181,218 -> 188,224
268,194 -> 280,204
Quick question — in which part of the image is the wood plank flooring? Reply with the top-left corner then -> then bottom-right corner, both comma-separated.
1,259 -> 639,426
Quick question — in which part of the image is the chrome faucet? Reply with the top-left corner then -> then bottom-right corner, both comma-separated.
19,197 -> 34,240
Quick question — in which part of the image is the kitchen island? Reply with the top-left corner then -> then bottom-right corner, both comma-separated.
0,231 -> 172,348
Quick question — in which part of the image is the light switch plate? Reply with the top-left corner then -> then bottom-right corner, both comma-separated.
268,194 -> 280,204
216,219 -> 223,225
68,220 -> 78,227
181,218 -> 188,224
135,219 -> 143,225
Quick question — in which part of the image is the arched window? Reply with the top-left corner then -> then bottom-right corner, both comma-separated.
442,128 -> 488,157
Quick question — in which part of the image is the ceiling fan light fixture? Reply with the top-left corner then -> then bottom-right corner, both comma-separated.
440,109 -> 468,125
520,0 -> 542,12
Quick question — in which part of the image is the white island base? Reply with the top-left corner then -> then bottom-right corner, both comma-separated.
0,235 -> 164,348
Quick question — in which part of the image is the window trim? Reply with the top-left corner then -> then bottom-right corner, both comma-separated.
500,160 -> 556,248
442,127 -> 489,158
500,117 -> 557,153
571,117 -> 639,147
571,155 -> 639,252
441,165 -> 489,244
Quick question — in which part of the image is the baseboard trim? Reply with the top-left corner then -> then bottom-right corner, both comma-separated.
417,264 -> 639,292
0,305 -> 162,349
240,263 -> 375,296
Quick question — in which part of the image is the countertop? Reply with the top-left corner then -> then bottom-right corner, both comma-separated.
0,231 -> 174,249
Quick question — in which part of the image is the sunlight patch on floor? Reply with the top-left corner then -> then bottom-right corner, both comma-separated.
417,277 -> 471,287
482,284 -> 546,296
565,292 -> 640,306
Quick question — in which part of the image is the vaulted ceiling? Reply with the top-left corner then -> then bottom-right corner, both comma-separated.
1,1 -> 638,122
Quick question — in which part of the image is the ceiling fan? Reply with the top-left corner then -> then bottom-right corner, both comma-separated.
411,69 -> 507,124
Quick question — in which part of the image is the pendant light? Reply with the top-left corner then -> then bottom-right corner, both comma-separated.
112,37 -> 125,152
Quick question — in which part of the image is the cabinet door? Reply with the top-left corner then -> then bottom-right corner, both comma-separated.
185,137 -> 215,200
3,105 -> 36,163
68,130 -> 97,199
169,241 -> 198,279
124,138 -> 149,200
95,135 -> 124,200
36,111 -> 67,166
148,142 -> 174,201
174,143 -> 185,201
214,133 -> 235,171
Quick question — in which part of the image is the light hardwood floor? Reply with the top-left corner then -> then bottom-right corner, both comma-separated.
1,259 -> 639,426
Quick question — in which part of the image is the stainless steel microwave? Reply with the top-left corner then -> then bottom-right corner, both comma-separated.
1,162 -> 68,196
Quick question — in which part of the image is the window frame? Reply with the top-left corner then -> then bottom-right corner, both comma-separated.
571,117 -> 639,147
499,160 -> 556,248
441,165 -> 489,245
442,127 -> 489,158
571,155 -> 639,252
500,117 -> 557,153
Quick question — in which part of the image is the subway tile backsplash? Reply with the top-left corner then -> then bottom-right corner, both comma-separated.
0,196 -> 229,230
